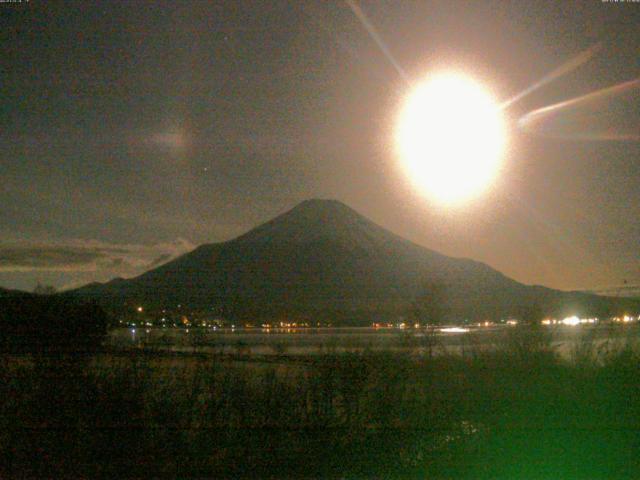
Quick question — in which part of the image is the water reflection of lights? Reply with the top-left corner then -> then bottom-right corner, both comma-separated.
562,316 -> 580,326
440,327 -> 470,333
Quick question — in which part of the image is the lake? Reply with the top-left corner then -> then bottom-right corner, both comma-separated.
107,323 -> 640,359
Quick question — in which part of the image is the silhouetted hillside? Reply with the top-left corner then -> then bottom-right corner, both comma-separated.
0,292 -> 109,355
0,286 -> 32,299
70,199 -> 639,324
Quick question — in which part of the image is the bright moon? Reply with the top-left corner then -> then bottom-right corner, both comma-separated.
396,73 -> 507,205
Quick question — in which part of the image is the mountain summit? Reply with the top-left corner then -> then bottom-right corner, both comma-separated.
71,199 -> 628,324
234,199 -> 402,247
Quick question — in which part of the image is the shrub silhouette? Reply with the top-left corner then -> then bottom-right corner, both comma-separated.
0,294 -> 109,358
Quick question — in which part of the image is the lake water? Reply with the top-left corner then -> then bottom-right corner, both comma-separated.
107,323 -> 640,359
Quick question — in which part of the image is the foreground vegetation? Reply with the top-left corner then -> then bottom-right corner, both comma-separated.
2,327 -> 640,479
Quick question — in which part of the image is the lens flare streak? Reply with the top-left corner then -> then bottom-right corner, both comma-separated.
345,0 -> 409,83
519,78 -> 640,140
501,44 -> 601,110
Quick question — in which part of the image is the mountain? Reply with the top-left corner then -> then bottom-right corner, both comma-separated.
70,199 -> 637,324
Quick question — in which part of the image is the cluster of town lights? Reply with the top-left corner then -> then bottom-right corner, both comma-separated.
613,315 -> 638,323
541,316 -> 598,326
540,315 -> 639,326
127,305 -> 639,331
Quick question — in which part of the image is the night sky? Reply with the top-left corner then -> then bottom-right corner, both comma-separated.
1,0 -> 639,294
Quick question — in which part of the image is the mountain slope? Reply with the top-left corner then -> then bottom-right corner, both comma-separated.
71,199 -> 636,323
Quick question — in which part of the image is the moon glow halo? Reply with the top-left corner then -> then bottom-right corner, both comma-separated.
396,73 -> 507,206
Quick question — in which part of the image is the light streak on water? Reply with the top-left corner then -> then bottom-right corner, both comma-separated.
440,327 -> 470,333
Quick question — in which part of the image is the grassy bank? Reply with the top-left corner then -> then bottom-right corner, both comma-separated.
2,331 -> 640,478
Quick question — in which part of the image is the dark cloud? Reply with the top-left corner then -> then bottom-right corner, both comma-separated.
0,240 -> 194,274
0,246 -> 105,270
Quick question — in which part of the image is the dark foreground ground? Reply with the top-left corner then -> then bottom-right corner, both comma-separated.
2,329 -> 640,479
